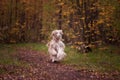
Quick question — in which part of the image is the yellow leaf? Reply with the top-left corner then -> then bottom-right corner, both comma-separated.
67,20 -> 70,23
80,17 -> 85,20
71,46 -> 74,48
77,42 -> 83,45
97,20 -> 104,24
55,10 -> 60,13
74,22 -> 79,24
10,39 -> 16,43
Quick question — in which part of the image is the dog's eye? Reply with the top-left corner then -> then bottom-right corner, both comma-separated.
56,32 -> 58,34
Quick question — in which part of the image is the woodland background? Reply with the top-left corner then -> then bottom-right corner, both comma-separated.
0,0 -> 120,51
0,0 -> 120,79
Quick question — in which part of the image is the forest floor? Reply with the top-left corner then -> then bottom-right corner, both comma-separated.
0,43 -> 120,80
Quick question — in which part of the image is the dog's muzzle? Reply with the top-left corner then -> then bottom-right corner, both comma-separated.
56,34 -> 61,40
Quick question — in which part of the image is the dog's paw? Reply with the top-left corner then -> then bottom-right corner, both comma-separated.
51,59 -> 60,63
52,59 -> 55,63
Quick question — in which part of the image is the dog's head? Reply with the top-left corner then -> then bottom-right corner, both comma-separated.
51,30 -> 63,41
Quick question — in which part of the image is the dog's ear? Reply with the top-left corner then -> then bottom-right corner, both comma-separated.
50,30 -> 55,38
59,30 -> 63,35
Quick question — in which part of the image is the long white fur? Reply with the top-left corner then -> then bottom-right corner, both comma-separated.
47,30 -> 66,62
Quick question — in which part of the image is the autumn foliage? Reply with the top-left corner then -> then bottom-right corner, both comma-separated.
0,0 -> 120,52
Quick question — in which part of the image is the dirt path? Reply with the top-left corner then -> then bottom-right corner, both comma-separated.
0,48 -> 112,80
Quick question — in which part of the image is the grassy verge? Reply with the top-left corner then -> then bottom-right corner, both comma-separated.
0,44 -> 29,74
64,46 -> 120,73
12,43 -> 48,52
0,43 -> 47,65
0,44 -> 18,65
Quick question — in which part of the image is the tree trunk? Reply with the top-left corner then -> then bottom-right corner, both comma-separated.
76,0 -> 86,53
38,0 -> 43,42
58,5 -> 62,29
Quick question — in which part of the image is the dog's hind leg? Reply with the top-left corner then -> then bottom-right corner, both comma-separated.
52,56 -> 58,62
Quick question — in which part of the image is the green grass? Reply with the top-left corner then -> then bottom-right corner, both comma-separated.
0,43 -> 47,65
64,45 -> 120,73
13,43 -> 48,52
0,43 -> 120,74
0,44 -> 17,65
0,44 -> 29,74
0,43 -> 47,64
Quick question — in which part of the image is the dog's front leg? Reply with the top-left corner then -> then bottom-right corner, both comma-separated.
49,48 -> 58,62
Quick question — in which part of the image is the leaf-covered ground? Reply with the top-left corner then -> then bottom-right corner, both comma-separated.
0,47 -> 118,80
